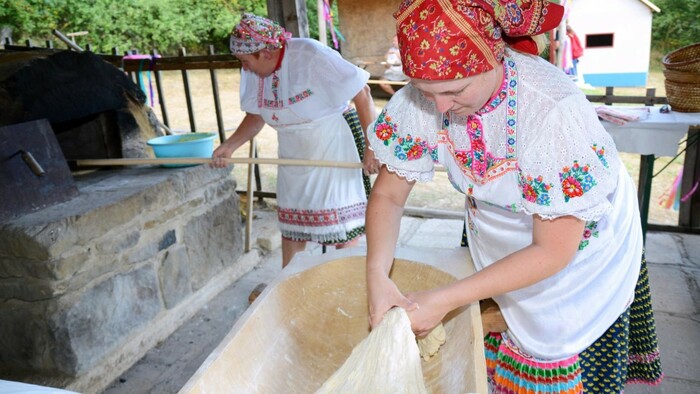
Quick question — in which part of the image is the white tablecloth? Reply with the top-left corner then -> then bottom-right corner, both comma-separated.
600,107 -> 700,157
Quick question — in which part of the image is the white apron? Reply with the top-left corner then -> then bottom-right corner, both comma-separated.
243,39 -> 369,244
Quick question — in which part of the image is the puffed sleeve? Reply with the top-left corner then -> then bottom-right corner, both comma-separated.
367,84 -> 441,183
239,68 -> 260,114
516,94 -> 621,221
308,44 -> 370,107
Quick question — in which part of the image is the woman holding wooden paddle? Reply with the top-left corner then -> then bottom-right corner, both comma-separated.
211,13 -> 378,267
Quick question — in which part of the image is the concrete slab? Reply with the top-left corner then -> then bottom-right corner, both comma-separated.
652,314 -> 700,383
626,377 -> 700,394
676,233 -> 700,269
251,210 -> 282,251
647,263 -> 697,316
397,216 -> 422,245
645,232 -> 684,265
404,218 -> 464,249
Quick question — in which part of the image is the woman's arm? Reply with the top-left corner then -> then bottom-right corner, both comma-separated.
366,166 -> 418,327
407,214 -> 585,336
351,85 -> 379,175
210,113 -> 266,168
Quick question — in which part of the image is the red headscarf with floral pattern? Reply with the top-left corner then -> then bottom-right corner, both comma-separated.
395,0 -> 564,80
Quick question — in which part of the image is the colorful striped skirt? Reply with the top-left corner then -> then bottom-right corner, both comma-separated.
485,253 -> 663,393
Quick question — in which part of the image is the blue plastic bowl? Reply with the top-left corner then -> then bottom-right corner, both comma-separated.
147,132 -> 216,167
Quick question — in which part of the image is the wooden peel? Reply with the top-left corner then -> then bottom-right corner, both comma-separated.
75,157 -> 365,168
75,157 -> 448,171
480,298 -> 508,333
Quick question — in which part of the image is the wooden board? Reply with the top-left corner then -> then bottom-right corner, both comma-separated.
0,119 -> 78,222
180,247 -> 487,394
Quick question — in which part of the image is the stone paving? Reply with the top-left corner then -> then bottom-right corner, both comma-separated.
103,209 -> 700,394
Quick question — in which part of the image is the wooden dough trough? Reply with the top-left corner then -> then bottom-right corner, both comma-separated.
179,247 -> 488,393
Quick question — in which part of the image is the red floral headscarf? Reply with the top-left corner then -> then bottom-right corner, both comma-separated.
395,0 -> 564,80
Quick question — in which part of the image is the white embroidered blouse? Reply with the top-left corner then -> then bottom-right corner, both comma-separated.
368,49 -> 643,360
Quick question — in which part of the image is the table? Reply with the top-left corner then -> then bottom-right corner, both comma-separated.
599,107 -> 700,240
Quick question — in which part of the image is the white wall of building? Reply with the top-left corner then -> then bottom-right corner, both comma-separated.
568,0 -> 654,86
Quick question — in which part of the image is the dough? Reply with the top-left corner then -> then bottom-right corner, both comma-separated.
315,308 -> 429,394
417,323 -> 446,361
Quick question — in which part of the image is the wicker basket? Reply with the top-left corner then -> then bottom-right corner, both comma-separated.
663,69 -> 700,84
663,43 -> 700,112
665,79 -> 700,112
663,42 -> 700,72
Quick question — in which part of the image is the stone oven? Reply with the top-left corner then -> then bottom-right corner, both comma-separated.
0,49 -> 248,392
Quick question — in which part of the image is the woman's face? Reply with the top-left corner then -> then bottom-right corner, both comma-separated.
411,64 -> 503,115
236,51 -> 276,78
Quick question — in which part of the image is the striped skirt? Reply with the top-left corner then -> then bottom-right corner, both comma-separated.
485,253 -> 663,393
342,108 -> 372,199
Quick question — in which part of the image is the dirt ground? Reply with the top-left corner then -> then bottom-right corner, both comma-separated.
148,68 -> 683,226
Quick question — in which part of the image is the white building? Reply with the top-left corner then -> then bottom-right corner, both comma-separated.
567,0 -> 660,87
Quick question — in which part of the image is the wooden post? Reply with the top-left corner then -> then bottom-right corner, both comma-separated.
638,155 -> 654,243
604,87 -> 614,105
151,49 -> 170,128
52,29 -> 84,51
209,45 -> 226,143
679,127 -> 700,229
645,87 -> 657,107
246,139 -> 257,253
179,47 -> 197,133
317,0 -> 327,46
253,144 -> 263,202
548,31 -> 556,64
267,0 -> 309,38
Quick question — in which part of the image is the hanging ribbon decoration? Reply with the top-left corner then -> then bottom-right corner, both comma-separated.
681,179 -> 699,203
658,168 -> 682,210
656,132 -> 700,209
323,0 -> 339,49
122,53 -> 161,107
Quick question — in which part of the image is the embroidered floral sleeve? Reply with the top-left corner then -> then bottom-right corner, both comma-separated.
368,84 -> 441,182
517,94 -> 620,221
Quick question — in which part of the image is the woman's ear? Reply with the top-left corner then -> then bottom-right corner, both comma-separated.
260,49 -> 273,60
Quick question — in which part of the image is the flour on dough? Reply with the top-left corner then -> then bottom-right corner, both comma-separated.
417,323 -> 446,361
315,308 -> 429,394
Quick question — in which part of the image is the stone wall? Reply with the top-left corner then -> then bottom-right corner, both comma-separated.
0,165 -> 251,392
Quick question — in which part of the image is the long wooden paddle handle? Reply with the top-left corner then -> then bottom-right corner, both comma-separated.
75,157 -> 363,169
75,157 -> 448,172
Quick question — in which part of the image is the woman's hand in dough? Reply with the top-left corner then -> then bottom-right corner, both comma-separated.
405,289 -> 449,338
367,275 -> 417,329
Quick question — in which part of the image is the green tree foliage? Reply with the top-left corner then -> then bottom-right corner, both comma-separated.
0,0 -> 267,54
14,0 -> 694,58
0,0 -> 348,55
652,0 -> 700,54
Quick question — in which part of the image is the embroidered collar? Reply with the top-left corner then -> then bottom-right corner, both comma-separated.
476,61 -> 509,116
273,43 -> 286,72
